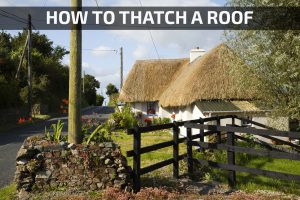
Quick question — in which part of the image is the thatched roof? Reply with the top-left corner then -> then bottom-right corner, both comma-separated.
120,44 -> 255,107
119,58 -> 189,102
159,44 -> 254,107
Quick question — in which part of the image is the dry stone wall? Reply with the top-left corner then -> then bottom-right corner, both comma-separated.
15,135 -> 132,195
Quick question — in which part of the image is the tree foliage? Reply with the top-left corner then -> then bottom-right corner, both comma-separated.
225,0 -> 300,119
106,83 -> 119,96
0,30 -> 69,111
96,94 -> 105,106
83,74 -> 100,105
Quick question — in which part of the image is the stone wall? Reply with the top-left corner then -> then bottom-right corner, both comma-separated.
15,136 -> 132,195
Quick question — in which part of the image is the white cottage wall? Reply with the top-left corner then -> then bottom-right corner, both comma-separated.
131,102 -> 147,114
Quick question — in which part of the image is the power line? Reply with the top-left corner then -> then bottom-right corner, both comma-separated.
0,12 -> 28,25
137,0 -> 161,59
0,9 -> 38,31
94,0 -> 100,7
4,0 -> 16,6
82,48 -> 117,52
0,9 -> 27,23
43,0 -> 48,6
53,43 -> 117,53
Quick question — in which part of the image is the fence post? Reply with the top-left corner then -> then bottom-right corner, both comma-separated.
199,119 -> 204,143
133,127 -> 141,192
227,125 -> 236,188
186,127 -> 193,176
173,123 -> 179,179
217,117 -> 221,143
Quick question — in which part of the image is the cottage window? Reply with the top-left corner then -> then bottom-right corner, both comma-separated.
147,102 -> 156,114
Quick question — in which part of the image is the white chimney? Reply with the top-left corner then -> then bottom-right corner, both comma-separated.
190,47 -> 205,63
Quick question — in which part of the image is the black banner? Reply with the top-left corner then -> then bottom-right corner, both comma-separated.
0,7 -> 299,30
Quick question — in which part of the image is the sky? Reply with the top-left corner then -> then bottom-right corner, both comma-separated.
2,0 -> 227,104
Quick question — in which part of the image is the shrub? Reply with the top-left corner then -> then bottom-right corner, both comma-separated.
144,117 -> 152,126
152,117 -> 171,125
110,103 -> 138,129
83,123 -> 112,144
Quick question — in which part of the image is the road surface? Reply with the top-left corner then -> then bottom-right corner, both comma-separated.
0,106 -> 114,188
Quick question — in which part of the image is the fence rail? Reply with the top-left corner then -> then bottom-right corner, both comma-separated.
126,115 -> 300,192
185,122 -> 300,188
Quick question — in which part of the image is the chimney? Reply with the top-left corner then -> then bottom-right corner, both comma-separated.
190,47 -> 205,63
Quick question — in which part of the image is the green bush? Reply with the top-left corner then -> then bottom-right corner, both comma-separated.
83,123 -> 112,144
152,117 -> 171,125
110,103 -> 138,129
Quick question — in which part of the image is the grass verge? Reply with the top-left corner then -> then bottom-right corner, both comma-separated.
0,184 -> 16,200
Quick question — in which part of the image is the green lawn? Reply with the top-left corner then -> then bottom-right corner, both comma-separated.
112,130 -> 300,195
112,129 -> 187,167
0,184 -> 16,200
112,129 -> 188,187
195,148 -> 300,195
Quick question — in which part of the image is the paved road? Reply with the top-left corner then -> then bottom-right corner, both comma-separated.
0,106 -> 114,188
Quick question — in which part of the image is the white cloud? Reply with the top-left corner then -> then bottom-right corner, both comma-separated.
108,0 -> 223,58
133,45 -> 152,59
112,30 -> 222,59
82,62 -> 90,69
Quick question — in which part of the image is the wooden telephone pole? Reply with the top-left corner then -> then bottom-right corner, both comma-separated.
28,14 -> 32,118
120,47 -> 123,89
82,70 -> 85,93
68,0 -> 82,144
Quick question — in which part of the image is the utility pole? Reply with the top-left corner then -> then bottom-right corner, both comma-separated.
27,14 -> 32,118
120,47 -> 123,89
82,70 -> 85,93
68,0 -> 82,144
15,34 -> 28,79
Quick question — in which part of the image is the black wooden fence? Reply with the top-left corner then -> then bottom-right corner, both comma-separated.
126,115 -> 300,192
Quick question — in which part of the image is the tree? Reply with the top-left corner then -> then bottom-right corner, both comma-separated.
11,30 -> 69,111
0,31 -> 15,80
0,30 -> 69,110
83,74 -> 100,105
225,0 -> 300,119
106,83 -> 119,96
96,94 -> 105,106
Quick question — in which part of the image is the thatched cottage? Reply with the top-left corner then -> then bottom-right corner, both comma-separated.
119,44 -> 289,133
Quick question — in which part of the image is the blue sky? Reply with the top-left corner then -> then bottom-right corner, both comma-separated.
2,0 -> 227,104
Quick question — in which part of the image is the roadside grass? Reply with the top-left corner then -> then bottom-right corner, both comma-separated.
33,114 -> 51,120
112,130 -> 300,195
0,184 -> 16,200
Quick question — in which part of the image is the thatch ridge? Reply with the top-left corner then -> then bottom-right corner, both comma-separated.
159,44 -> 254,107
